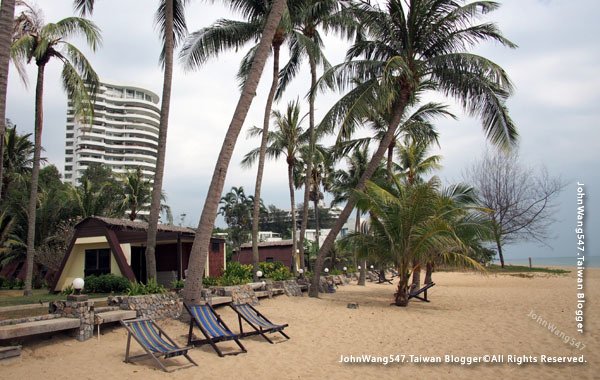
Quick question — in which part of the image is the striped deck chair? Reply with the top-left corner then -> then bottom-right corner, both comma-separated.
121,318 -> 197,372
184,303 -> 247,357
229,303 -> 289,344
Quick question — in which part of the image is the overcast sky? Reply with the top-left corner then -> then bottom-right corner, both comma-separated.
6,0 -> 598,264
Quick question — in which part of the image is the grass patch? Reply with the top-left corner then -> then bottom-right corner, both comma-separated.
0,289 -> 113,307
487,264 -> 569,275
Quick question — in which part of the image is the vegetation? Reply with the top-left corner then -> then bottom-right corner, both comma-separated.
83,274 -> 131,294
486,264 -> 569,275
127,278 -> 167,296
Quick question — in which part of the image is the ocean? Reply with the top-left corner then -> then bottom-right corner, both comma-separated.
494,256 -> 598,268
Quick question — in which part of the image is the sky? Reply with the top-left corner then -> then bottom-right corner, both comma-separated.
5,0 -> 599,264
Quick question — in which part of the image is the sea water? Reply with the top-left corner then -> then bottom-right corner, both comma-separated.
494,256 -> 598,268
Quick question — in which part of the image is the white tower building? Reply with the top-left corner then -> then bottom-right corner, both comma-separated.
64,82 -> 160,185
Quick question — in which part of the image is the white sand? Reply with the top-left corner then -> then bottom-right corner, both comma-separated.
1,269 -> 597,379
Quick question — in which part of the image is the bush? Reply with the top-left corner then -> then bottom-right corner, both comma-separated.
61,284 -> 74,295
259,261 -> 293,281
127,278 -> 167,296
84,274 -> 131,294
202,276 -> 218,287
219,262 -> 252,286
15,279 -> 24,289
0,276 -> 5,288
171,279 -> 185,290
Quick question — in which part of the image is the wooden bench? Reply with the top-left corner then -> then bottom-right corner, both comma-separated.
0,318 -> 81,340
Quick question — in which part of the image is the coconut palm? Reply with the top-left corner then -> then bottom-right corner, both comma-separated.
181,0 -> 286,303
0,0 -> 17,200
11,4 -> 100,295
242,99 -> 308,273
346,175 -> 484,306
2,124 -> 34,198
309,0 -> 517,297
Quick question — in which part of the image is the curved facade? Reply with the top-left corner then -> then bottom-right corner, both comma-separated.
64,82 -> 160,185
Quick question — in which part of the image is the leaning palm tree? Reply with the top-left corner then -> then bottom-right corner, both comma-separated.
181,0 -> 292,281
11,4 -> 100,295
181,0 -> 287,303
242,99 -> 308,273
309,0 -> 517,297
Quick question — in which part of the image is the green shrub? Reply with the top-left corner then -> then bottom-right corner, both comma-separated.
84,274 -> 131,294
5,278 -> 15,289
61,285 -> 74,295
171,279 -> 185,290
258,261 -> 293,281
202,276 -> 218,287
219,262 -> 252,285
0,276 -> 5,288
15,279 -> 24,289
127,278 -> 167,296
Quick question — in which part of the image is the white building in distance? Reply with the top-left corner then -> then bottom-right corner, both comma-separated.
64,82 -> 160,185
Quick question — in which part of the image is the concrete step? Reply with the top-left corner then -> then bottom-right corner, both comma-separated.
94,310 -> 137,324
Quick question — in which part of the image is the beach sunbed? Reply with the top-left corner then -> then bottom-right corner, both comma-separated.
184,303 -> 247,357
229,303 -> 290,344
408,282 -> 436,302
121,318 -> 197,372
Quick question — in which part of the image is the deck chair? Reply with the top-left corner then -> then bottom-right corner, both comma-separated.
121,318 -> 197,372
408,282 -> 436,302
229,303 -> 289,344
184,303 -> 247,357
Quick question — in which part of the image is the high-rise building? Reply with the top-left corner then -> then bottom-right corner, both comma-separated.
64,82 -> 160,185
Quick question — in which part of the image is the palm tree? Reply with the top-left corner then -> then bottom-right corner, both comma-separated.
2,124 -> 34,198
347,175 -> 485,306
242,99 -> 308,273
11,4 -> 100,295
309,0 -> 517,297
181,0 -> 295,280
181,0 -> 287,303
119,168 -> 153,221
0,0 -> 17,200
329,145 -> 384,285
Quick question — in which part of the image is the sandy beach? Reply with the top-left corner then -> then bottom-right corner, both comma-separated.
1,269 -> 597,379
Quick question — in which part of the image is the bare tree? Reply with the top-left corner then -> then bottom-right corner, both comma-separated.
464,150 -> 565,267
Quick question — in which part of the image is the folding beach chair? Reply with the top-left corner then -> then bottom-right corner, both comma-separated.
229,303 -> 290,344
408,282 -> 436,302
121,318 -> 197,372
184,303 -> 247,357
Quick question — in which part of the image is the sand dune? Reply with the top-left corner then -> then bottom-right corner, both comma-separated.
1,269 -> 597,379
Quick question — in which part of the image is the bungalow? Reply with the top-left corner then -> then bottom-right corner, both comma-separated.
231,239 -> 298,270
52,216 -> 225,291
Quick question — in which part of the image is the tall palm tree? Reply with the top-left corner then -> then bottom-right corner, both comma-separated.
0,0 -> 17,200
181,0 -> 297,280
329,145 -> 384,285
11,4 -> 100,295
181,0 -> 287,303
309,0 -> 517,297
242,99 -> 308,273
144,0 -> 189,281
119,168 -> 152,221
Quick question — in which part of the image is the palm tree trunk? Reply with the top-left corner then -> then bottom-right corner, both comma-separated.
288,162 -> 298,273
424,261 -> 433,284
252,42 -> 282,280
0,0 -> 16,200
386,141 -> 394,176
298,55 -> 317,272
411,259 -> 421,291
309,93 -> 412,298
24,64 -> 45,296
313,196 -> 320,251
182,0 -> 286,304
145,0 -> 174,282
356,210 -> 366,286
394,268 -> 410,306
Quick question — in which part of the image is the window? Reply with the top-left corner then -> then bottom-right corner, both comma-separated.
266,257 -> 274,263
84,248 -> 110,277
211,242 -> 220,252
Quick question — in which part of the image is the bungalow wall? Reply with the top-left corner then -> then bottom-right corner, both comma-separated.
233,245 -> 293,269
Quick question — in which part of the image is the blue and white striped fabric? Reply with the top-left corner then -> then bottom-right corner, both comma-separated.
236,304 -> 279,329
127,320 -> 177,353
188,305 -> 236,338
